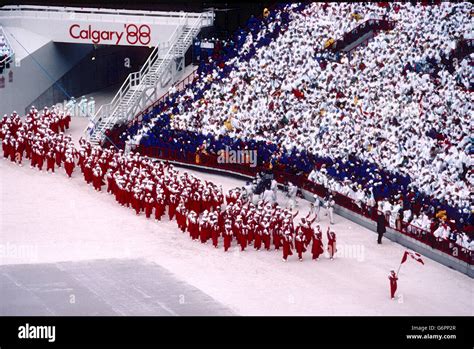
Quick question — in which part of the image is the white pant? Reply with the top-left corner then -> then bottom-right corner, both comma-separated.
287,197 -> 297,210
272,189 -> 277,202
311,205 -> 320,220
328,207 -> 334,224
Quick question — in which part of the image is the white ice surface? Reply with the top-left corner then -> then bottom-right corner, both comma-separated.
1,118 -> 472,315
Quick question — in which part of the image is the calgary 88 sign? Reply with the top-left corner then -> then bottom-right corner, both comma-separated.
124,24 -> 151,45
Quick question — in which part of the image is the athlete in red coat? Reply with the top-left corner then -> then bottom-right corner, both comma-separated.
239,224 -> 248,251
273,225 -> 282,250
261,221 -> 271,251
144,194 -> 154,219
300,215 -> 316,246
36,148 -> 45,171
200,219 -> 210,243
282,231 -> 294,262
295,231 -> 307,261
154,195 -> 165,221
223,224 -> 233,252
389,270 -> 398,300
253,226 -> 262,251
327,228 -> 337,260
311,226 -> 324,260
211,222 -> 220,248
46,151 -> 55,173
92,167 -> 103,191
168,194 -> 178,220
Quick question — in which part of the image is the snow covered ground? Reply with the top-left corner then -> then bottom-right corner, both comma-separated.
0,117 -> 472,316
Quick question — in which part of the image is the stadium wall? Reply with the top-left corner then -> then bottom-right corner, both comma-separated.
0,41 -> 93,113
30,45 -> 152,111
300,190 -> 474,278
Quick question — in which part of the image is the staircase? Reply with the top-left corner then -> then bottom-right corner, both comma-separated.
85,11 -> 213,146
328,18 -> 396,61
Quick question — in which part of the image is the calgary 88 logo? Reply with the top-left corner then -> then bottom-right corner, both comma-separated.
125,24 -> 151,45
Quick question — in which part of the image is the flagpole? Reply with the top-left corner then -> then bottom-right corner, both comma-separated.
397,262 -> 403,276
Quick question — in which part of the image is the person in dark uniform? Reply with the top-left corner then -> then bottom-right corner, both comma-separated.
377,213 -> 386,244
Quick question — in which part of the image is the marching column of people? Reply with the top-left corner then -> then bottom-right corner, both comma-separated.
1,109 -> 339,263
1,107 -> 73,175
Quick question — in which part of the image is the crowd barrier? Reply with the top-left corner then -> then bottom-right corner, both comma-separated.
137,145 -> 473,265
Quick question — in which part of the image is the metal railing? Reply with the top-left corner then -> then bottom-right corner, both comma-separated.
89,13 -> 186,128
126,66 -> 198,128
0,5 -> 209,25
86,11 -> 212,144
0,26 -> 14,66
130,15 -> 203,114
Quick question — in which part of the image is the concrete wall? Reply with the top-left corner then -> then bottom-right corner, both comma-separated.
31,44 -> 152,110
0,41 -> 93,113
300,189 -> 474,278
